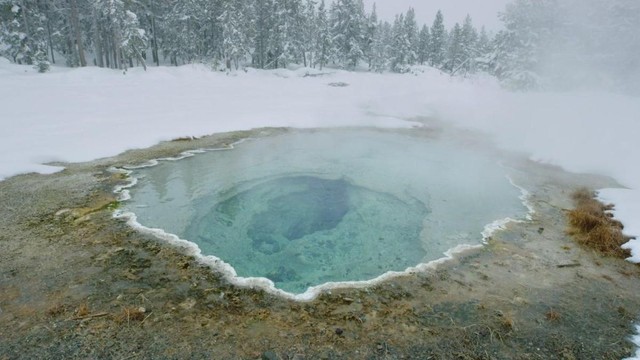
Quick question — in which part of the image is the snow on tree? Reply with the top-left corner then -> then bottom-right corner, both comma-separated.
445,22 -> 463,73
0,1 -> 50,71
220,0 -> 250,70
94,0 -> 147,71
403,8 -> 419,66
490,0 -> 558,90
362,2 -> 377,70
474,26 -> 493,72
303,0 -> 318,67
369,20 -> 390,72
417,24 -> 430,65
389,14 -> 407,72
458,15 -> 478,74
252,0 -> 277,69
429,10 -> 447,69
314,0 -> 332,70
330,0 -> 365,69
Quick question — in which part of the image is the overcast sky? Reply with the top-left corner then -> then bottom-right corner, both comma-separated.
360,0 -> 512,31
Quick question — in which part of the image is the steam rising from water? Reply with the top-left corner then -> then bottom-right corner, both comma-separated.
118,129 -> 528,297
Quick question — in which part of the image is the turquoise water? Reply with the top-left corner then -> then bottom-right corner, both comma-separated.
124,130 -> 527,293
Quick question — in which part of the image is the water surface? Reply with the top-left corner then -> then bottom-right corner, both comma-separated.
124,130 -> 527,293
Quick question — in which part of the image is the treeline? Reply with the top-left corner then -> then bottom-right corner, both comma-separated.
0,0 -> 492,75
2,0 -> 638,92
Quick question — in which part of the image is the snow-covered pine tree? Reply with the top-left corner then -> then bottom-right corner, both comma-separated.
287,0 -> 307,66
252,0 -> 276,69
417,24 -> 430,65
369,19 -> 390,72
94,0 -> 147,71
314,0 -> 332,70
445,22 -> 463,73
474,26 -> 492,72
458,14 -> 478,74
491,0 -> 558,90
390,14 -> 408,72
362,3 -> 377,70
403,7 -> 418,66
161,0 -> 213,66
303,0 -> 317,67
330,0 -> 365,69
429,10 -> 447,69
0,1 -> 50,71
220,0 -> 251,70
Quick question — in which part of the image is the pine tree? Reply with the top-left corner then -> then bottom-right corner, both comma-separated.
363,3 -> 377,69
390,14 -> 408,72
491,0 -> 557,89
445,23 -> 463,73
417,24 -> 430,65
369,20 -> 390,72
474,26 -> 492,72
331,0 -> 365,69
220,0 -> 250,70
303,0 -> 317,67
94,0 -> 147,71
314,0 -> 332,69
0,1 -> 50,71
403,7 -> 418,66
459,15 -> 478,73
253,0 -> 277,69
429,10 -> 447,69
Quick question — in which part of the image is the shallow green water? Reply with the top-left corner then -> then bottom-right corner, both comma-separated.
125,130 -> 527,293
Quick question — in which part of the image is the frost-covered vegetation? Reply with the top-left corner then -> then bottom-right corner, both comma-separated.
1,0 -> 637,91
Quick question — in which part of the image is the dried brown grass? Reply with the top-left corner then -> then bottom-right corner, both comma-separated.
75,303 -> 90,317
545,309 -> 561,322
115,307 -> 146,324
566,188 -> 632,258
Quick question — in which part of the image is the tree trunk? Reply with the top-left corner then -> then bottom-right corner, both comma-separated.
37,0 -> 56,64
104,35 -> 111,68
69,0 -> 87,67
19,0 -> 31,37
92,10 -> 104,67
150,1 -> 159,66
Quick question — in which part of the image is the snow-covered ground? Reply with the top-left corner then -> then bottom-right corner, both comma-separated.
1,57 -> 640,357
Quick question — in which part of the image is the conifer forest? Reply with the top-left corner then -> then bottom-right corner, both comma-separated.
1,0 -> 638,91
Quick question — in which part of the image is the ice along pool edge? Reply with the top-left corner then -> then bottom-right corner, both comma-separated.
110,131 -> 535,302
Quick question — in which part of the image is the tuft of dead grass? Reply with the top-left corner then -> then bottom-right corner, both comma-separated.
75,303 -> 90,317
545,309 -> 561,322
115,307 -> 147,324
566,188 -> 632,259
46,304 -> 68,317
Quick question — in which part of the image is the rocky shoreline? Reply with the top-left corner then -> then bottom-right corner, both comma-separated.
1,127 -> 639,359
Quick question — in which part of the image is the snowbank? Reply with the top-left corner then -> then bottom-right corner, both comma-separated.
0,61 -> 638,261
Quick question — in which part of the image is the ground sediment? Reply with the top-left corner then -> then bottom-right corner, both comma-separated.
1,127 -> 639,359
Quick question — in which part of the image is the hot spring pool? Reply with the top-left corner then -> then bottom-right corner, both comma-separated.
120,129 -> 528,294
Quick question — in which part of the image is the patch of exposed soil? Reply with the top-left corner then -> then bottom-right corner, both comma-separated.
1,127 -> 639,359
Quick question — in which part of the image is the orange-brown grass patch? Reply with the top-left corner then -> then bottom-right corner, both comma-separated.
566,188 -> 632,258
75,303 -> 90,317
115,307 -> 146,324
47,304 -> 68,317
545,309 -> 561,322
